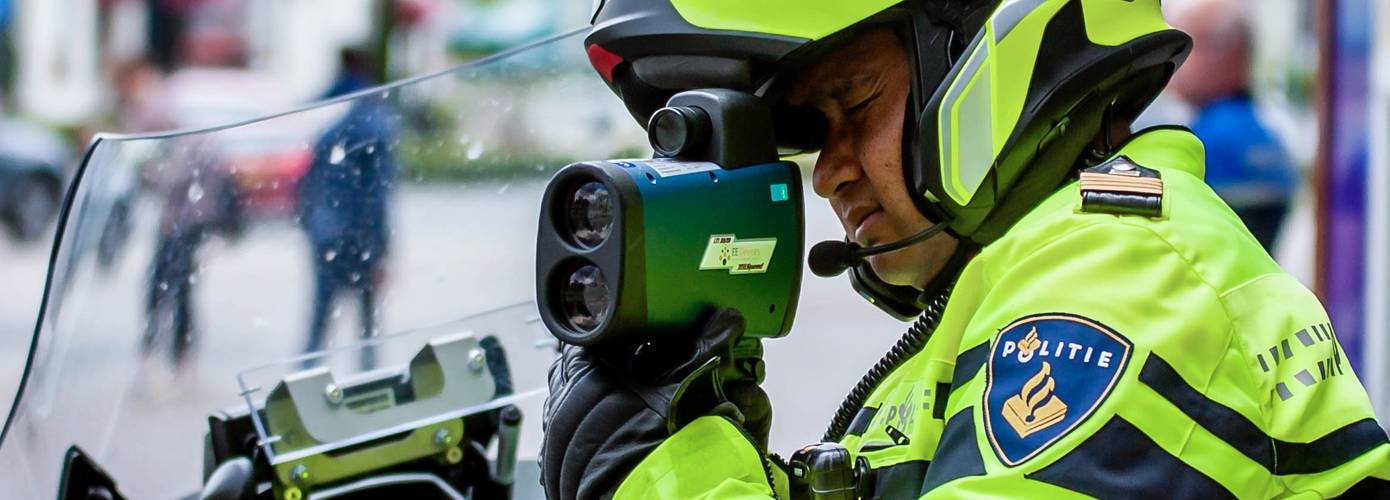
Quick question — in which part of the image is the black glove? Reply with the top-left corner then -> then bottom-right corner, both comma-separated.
540,308 -> 772,500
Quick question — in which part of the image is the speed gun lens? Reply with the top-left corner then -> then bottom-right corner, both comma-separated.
561,264 -> 610,331
567,182 -> 613,248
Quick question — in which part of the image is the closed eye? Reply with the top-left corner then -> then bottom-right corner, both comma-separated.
844,89 -> 882,115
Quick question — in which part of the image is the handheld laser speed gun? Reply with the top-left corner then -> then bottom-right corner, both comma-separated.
536,89 -> 804,348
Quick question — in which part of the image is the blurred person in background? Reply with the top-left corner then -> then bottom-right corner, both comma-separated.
1169,0 -> 1297,251
126,50 -> 243,378
98,58 -> 175,271
143,135 -> 243,375
297,48 -> 398,369
148,0 -> 194,72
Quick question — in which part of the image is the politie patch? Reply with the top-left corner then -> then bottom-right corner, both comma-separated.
983,313 -> 1132,466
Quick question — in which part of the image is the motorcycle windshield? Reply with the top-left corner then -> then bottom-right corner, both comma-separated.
0,27 -> 645,499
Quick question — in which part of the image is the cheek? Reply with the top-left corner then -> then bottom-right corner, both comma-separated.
854,102 -> 905,184
866,141 -> 905,190
858,101 -> 925,225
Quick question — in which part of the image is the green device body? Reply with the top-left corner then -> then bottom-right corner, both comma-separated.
536,158 -> 804,346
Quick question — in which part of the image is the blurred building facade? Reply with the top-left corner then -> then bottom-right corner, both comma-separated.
9,0 -> 380,128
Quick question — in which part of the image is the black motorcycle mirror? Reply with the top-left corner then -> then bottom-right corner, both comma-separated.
57,446 -> 127,500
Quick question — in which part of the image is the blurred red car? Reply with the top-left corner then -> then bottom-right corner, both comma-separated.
166,69 -> 329,219
218,134 -> 313,219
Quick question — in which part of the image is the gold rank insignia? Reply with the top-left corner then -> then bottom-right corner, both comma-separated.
1078,155 -> 1164,217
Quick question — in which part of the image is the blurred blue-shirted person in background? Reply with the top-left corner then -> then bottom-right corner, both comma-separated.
1169,0 -> 1296,251
298,48 -> 398,368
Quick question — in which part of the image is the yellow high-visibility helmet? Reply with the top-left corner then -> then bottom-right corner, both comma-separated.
586,0 -> 1190,245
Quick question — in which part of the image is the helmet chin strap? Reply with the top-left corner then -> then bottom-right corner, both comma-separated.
1084,101 -> 1121,166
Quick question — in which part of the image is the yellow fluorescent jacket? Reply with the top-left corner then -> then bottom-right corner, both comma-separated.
613,128 -> 1390,499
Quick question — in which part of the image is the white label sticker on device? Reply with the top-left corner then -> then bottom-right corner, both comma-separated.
699,234 -> 778,275
648,160 -> 720,178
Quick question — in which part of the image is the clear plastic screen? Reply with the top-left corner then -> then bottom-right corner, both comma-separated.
0,27 -> 650,499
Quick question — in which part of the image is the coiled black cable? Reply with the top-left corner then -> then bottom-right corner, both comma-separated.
822,290 -> 951,443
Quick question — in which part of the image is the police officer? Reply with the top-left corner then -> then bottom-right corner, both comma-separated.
542,0 -> 1390,498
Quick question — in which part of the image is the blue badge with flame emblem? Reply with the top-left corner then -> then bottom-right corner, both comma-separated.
983,313 -> 1132,466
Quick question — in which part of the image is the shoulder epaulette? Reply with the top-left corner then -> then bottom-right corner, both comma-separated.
1078,155 -> 1163,218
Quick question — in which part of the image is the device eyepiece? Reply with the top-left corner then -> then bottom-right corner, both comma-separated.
648,106 -> 710,158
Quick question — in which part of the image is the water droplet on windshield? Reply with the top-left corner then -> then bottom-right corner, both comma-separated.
350,272 -> 362,283
496,183 -> 510,195
360,250 -> 372,261
332,306 -> 343,319
187,183 -> 205,202
366,144 -> 375,155
329,140 -> 347,164
466,141 -> 485,161
324,249 -> 338,262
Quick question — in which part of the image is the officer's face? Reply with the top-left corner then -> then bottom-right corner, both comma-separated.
788,29 -> 959,289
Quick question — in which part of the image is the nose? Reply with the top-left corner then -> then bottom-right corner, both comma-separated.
811,122 -> 862,199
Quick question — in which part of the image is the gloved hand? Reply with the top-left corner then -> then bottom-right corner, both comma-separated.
540,308 -> 772,500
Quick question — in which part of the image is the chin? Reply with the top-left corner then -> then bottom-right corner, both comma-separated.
866,253 -> 921,289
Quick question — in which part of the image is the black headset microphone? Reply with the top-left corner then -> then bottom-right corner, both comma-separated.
807,222 -> 949,278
